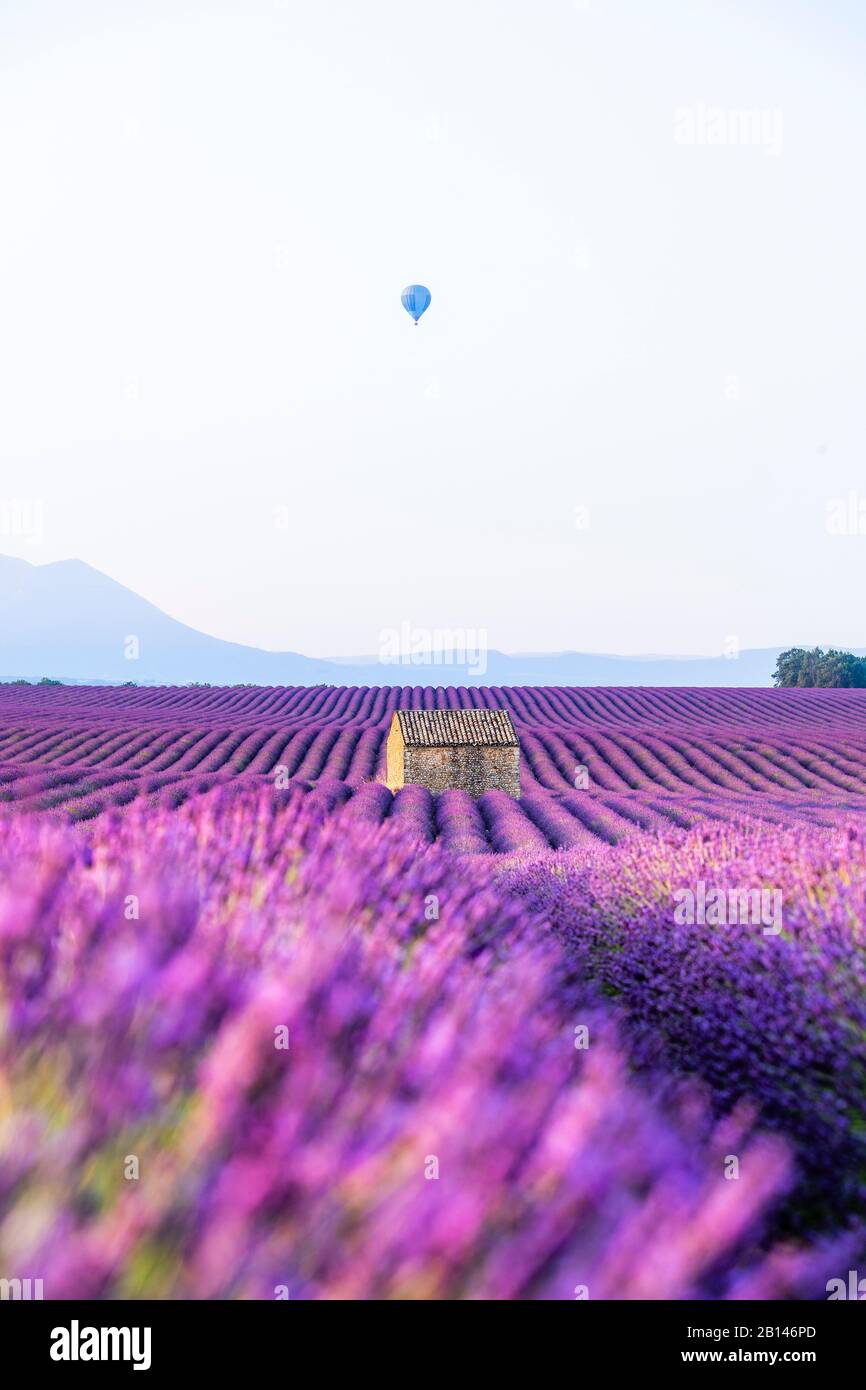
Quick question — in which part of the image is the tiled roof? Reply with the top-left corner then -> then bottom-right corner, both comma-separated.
394,708 -> 519,748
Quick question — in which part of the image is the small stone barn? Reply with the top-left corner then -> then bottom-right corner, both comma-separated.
386,708 -> 521,798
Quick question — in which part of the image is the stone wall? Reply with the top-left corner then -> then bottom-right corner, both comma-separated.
404,745 -> 520,798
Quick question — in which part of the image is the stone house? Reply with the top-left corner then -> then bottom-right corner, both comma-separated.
386,708 -> 521,797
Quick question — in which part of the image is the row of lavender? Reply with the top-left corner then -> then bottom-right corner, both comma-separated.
4,682 -> 866,736
0,785 -> 861,1298
6,719 -> 866,797
4,758 -> 866,850
502,819 -> 866,1231
3,685 -> 866,804
5,717 -> 866,795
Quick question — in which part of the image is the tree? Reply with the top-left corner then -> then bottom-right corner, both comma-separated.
773,648 -> 820,686
816,649 -> 866,687
773,647 -> 866,688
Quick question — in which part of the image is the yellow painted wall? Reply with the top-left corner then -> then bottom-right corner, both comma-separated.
385,714 -> 405,790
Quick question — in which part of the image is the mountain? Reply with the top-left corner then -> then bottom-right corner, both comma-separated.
0,554 -> 792,687
0,555 -> 340,685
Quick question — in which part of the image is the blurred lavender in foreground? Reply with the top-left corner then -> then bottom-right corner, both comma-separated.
0,791 -> 857,1298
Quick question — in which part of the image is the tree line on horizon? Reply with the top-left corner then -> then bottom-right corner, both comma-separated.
773,647 -> 866,688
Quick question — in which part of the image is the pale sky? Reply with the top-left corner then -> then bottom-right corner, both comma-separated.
1,0 -> 865,658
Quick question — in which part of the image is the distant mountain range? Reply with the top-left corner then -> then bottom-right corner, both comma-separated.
0,554 -> 815,687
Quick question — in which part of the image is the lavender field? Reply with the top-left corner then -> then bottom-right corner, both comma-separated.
4,683 -> 866,842
1,684 -> 864,1299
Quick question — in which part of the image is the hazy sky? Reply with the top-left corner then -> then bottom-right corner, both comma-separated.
1,0 -> 865,658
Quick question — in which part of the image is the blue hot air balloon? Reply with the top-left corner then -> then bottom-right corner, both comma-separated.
401,284 -> 431,324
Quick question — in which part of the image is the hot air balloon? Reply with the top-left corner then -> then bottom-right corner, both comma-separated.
401,284 -> 431,324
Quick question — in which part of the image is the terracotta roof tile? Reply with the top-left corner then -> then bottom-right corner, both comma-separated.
394,708 -> 518,748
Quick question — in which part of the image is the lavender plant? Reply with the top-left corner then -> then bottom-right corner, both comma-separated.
0,790 -> 854,1298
